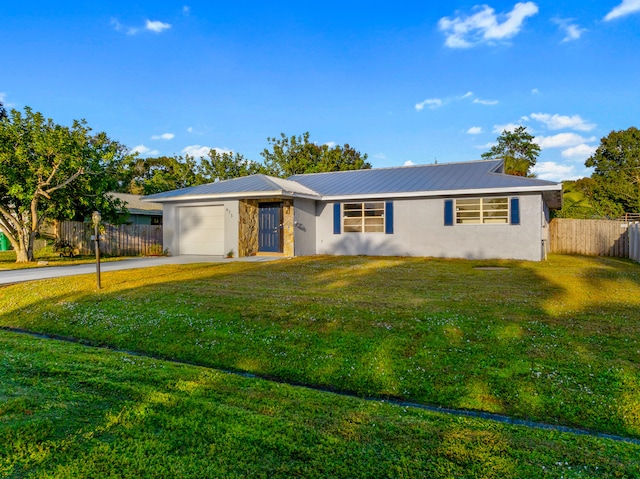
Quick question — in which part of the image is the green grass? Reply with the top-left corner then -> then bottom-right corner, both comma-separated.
1,254 -> 640,476
0,247 -> 130,270
1,329 -> 639,478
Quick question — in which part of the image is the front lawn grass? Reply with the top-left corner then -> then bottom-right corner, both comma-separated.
1,329 -> 638,478
0,247 -> 127,270
1,254 -> 639,441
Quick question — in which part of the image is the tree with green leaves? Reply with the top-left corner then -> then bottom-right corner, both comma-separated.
0,107 -> 130,262
585,127 -> 640,218
115,133 -> 371,194
117,155 -> 201,195
481,126 -> 540,176
199,149 -> 266,181
553,178 -> 598,219
260,132 -> 371,178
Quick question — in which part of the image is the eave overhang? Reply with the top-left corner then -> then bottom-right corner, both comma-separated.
320,184 -> 564,208
143,185 -> 562,208
141,190 -> 321,203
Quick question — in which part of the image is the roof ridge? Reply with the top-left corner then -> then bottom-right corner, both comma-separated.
260,174 -> 298,187
263,175 -> 322,196
288,159 -> 503,178
485,170 -> 559,185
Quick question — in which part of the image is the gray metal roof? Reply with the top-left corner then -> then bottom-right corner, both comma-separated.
144,174 -> 320,201
143,160 -> 562,208
289,160 -> 560,197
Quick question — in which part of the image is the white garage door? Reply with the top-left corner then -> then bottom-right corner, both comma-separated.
179,206 -> 225,255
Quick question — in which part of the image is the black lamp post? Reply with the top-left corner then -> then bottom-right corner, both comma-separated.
92,211 -> 101,289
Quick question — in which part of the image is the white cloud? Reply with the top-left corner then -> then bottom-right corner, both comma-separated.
492,123 -> 524,133
530,113 -> 595,131
187,127 -> 194,133
151,133 -> 175,140
415,98 -> 443,111
476,142 -> 496,149
324,141 -> 337,148
111,18 -> 141,35
146,20 -> 171,33
534,133 -> 596,149
182,145 -> 212,157
467,126 -> 483,135
130,145 -> 159,156
438,2 -> 539,48
482,2 -> 539,39
562,23 -> 585,42
183,5 -> 191,15
552,18 -> 586,42
373,153 -> 386,160
531,88 -> 540,95
415,91 -> 497,111
473,98 -> 499,106
111,18 -> 124,32
604,0 -> 640,21
532,161 -> 579,181
561,143 -> 597,160
182,145 -> 233,157
212,147 -> 233,155
112,18 -> 171,35
404,160 -> 415,166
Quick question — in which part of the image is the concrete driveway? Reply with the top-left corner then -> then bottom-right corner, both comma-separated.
0,256 -> 280,286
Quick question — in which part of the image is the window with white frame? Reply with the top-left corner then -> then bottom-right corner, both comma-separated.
456,197 -> 509,224
343,202 -> 385,232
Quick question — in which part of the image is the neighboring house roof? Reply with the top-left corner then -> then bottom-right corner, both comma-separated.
143,160 -> 563,209
144,174 -> 321,202
109,192 -> 163,216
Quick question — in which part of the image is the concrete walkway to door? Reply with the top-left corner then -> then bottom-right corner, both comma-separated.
0,255 -> 280,286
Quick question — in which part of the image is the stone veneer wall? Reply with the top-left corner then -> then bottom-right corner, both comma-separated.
239,200 -> 258,257
281,200 -> 294,257
239,198 -> 294,257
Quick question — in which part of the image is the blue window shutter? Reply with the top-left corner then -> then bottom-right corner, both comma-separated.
333,203 -> 341,234
444,199 -> 454,226
510,198 -> 520,225
385,201 -> 394,234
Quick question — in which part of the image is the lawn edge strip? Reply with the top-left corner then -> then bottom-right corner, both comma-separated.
4,325 -> 640,446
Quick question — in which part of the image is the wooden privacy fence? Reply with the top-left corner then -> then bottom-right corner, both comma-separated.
630,223 -> 640,263
57,221 -> 163,256
550,218 -> 631,258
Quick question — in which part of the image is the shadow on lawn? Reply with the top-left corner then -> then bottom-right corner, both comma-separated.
3,330 -> 595,479
1,255 -> 639,439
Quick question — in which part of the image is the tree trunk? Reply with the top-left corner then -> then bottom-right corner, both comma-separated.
15,247 -> 31,263
15,229 -> 35,263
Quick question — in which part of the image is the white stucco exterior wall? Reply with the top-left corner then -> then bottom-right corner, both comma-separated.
161,203 -> 178,256
161,200 -> 239,256
224,200 -> 240,256
293,198 -> 317,256
314,194 -> 548,261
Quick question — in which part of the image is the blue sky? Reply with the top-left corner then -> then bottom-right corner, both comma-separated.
2,1 -> 639,181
